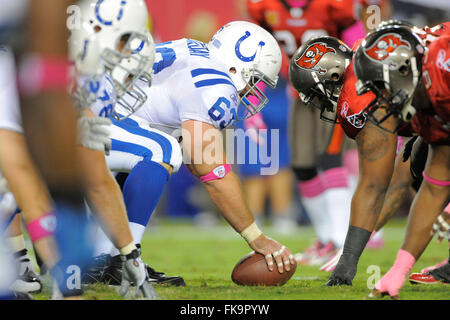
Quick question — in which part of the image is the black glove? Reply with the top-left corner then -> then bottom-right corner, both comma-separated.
325,252 -> 359,286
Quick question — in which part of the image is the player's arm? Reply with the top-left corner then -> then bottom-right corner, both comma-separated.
21,0 -> 82,194
327,109 -> 398,286
182,120 -> 295,273
78,109 -> 134,251
401,143 -> 450,259
351,118 -> 398,230
374,139 -> 413,231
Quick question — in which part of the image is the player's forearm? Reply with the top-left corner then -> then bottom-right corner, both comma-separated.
350,180 -> 390,231
402,145 -> 450,259
402,181 -> 448,259
78,147 -> 133,249
202,171 -> 254,233
375,157 -> 412,231
86,172 -> 133,249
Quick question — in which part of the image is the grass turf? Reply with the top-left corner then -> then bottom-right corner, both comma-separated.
33,218 -> 450,300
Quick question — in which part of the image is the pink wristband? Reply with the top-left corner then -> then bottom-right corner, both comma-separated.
200,164 -> 232,183
19,54 -> 72,96
422,171 -> 450,187
26,213 -> 57,242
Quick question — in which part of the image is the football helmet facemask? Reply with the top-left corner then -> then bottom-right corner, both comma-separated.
69,0 -> 155,120
354,25 -> 425,132
289,36 -> 353,123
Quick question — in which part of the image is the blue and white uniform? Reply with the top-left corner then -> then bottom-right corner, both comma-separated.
120,38 -> 239,137
86,74 -> 183,173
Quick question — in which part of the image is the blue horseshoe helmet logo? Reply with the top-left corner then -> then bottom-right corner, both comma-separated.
95,0 -> 127,26
235,31 -> 266,62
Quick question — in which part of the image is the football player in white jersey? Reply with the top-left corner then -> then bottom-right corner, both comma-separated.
70,0 -> 185,287
82,18 -> 297,274
0,0 -> 160,299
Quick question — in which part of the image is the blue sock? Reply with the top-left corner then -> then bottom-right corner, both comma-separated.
123,160 -> 169,242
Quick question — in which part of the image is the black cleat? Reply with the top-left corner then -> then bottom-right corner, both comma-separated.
428,262 -> 450,284
102,252 -> 186,287
81,254 -> 111,284
135,244 -> 186,286
102,255 -> 123,286
145,264 -> 186,287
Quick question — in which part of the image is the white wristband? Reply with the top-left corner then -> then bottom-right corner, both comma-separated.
119,242 -> 137,256
240,222 -> 263,243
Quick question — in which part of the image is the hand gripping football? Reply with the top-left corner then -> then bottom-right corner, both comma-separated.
231,252 -> 296,286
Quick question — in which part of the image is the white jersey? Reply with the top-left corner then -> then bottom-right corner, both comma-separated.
123,38 -> 239,138
0,47 -> 22,133
82,74 -> 116,118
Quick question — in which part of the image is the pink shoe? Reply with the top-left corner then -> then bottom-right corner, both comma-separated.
294,241 -> 322,266
320,248 -> 343,272
366,231 -> 385,250
311,242 -> 337,266
420,259 -> 448,274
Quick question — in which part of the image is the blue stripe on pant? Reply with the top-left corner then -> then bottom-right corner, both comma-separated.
110,139 -> 154,161
112,117 -> 172,164
108,116 -> 177,244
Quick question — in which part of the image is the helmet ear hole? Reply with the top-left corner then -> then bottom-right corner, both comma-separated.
331,73 -> 340,81
94,25 -> 102,33
399,65 -> 409,76
229,67 -> 236,74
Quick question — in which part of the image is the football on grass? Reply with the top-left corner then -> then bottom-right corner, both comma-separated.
231,251 -> 296,286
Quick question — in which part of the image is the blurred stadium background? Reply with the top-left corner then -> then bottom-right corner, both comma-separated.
143,0 -> 450,231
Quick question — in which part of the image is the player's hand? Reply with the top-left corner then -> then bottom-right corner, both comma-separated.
243,112 -> 267,146
325,253 -> 358,286
118,249 -> 158,299
249,234 -> 295,273
431,210 -> 450,244
77,116 -> 112,154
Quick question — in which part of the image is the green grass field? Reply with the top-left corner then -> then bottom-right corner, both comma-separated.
34,218 -> 450,300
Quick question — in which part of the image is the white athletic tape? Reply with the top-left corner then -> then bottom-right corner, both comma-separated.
119,241 -> 137,256
273,251 -> 280,257
240,222 -> 263,243
279,246 -> 286,254
277,262 -> 283,267
438,216 -> 449,230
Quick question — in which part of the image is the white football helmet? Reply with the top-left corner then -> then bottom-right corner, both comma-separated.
69,0 -> 155,120
207,21 -> 282,120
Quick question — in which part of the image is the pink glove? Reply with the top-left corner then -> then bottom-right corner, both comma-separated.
374,249 -> 415,298
243,112 -> 267,146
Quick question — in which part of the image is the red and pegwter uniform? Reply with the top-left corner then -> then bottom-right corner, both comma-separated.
248,0 -> 374,153
337,23 -> 450,141
336,38 -> 373,139
411,32 -> 450,145
247,0 -> 370,57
